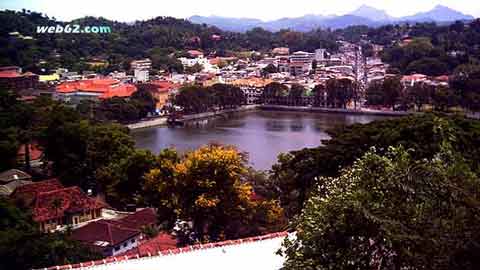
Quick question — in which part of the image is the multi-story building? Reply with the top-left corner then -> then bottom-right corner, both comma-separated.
230,78 -> 273,105
131,59 -> 152,83
289,51 -> 315,75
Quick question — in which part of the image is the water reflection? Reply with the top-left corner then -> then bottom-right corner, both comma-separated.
132,111 -> 391,170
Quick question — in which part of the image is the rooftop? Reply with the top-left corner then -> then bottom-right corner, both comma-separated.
41,231 -> 289,270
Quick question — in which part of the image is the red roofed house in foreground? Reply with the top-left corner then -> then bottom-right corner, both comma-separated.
11,179 -> 106,232
70,208 -> 166,256
55,78 -> 137,105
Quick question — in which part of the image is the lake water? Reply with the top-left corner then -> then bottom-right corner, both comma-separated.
131,111 -> 391,170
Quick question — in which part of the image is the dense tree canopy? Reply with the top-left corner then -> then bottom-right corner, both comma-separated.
282,144 -> 480,270
267,114 -> 480,218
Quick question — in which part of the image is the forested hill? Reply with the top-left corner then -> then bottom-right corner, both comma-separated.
0,9 -> 338,73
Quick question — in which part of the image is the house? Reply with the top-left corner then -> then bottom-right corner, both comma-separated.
401,74 -> 427,87
272,47 -> 290,55
140,80 -> 180,113
71,220 -> 142,256
71,208 -> 160,256
45,232 -> 289,270
0,66 -> 39,91
0,169 -> 32,196
55,78 -> 137,105
11,179 -> 106,232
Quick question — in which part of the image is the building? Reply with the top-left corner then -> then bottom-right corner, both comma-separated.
131,59 -> 152,83
55,78 -> 137,105
138,80 -> 180,113
71,220 -> 142,256
71,208 -> 160,256
272,47 -> 290,55
230,78 -> 272,105
289,51 -> 315,75
401,74 -> 428,87
0,66 -> 39,91
315,49 -> 326,61
44,232 -> 289,270
11,179 -> 106,232
0,169 -> 32,197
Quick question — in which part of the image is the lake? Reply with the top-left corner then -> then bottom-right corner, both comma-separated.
131,111 -> 391,170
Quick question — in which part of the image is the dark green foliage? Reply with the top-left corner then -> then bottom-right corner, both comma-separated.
282,145 -> 480,270
268,114 -> 480,217
173,84 -> 245,114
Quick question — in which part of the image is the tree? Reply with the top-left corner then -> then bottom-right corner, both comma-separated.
288,84 -> 305,106
262,64 -> 277,76
311,84 -> 326,107
95,149 -> 157,208
325,78 -> 354,108
268,114 -> 480,218
406,82 -> 433,111
282,145 -> 480,270
432,86 -> 459,112
262,82 -> 288,105
143,144 -> 285,243
405,57 -> 449,76
365,80 -> 385,106
382,76 -> 403,109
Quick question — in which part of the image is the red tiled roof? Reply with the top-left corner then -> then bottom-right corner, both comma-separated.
188,50 -> 204,57
56,79 -> 137,99
0,70 -> 37,78
32,186 -> 106,222
122,232 -> 176,256
149,80 -> 180,93
71,220 -> 140,249
116,208 -> 157,231
11,179 -> 63,205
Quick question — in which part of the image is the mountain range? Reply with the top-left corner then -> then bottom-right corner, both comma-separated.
188,5 -> 475,32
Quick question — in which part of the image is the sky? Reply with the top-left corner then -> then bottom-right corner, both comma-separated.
1,0 -> 479,21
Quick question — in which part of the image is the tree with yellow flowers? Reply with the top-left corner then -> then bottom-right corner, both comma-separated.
143,144 -> 285,244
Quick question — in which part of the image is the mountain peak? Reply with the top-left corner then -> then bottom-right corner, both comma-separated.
349,5 -> 393,22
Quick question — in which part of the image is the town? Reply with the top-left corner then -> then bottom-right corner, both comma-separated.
1,4 -> 480,270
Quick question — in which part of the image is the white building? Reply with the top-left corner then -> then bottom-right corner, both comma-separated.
131,59 -> 152,82
43,232 -> 290,270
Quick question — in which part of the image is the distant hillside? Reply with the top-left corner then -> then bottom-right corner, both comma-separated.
188,5 -> 475,32
400,5 -> 474,22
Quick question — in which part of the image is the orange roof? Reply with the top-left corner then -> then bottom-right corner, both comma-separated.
149,80 -> 180,92
56,79 -> 137,99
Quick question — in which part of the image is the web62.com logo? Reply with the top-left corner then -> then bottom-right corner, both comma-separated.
37,24 -> 111,34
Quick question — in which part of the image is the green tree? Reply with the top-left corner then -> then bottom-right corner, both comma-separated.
282,145 -> 480,270
268,114 -> 480,218
288,84 -> 305,106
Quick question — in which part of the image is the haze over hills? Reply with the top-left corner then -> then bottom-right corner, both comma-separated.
189,4 -> 475,32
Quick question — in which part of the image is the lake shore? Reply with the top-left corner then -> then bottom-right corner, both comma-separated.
127,105 -> 411,130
